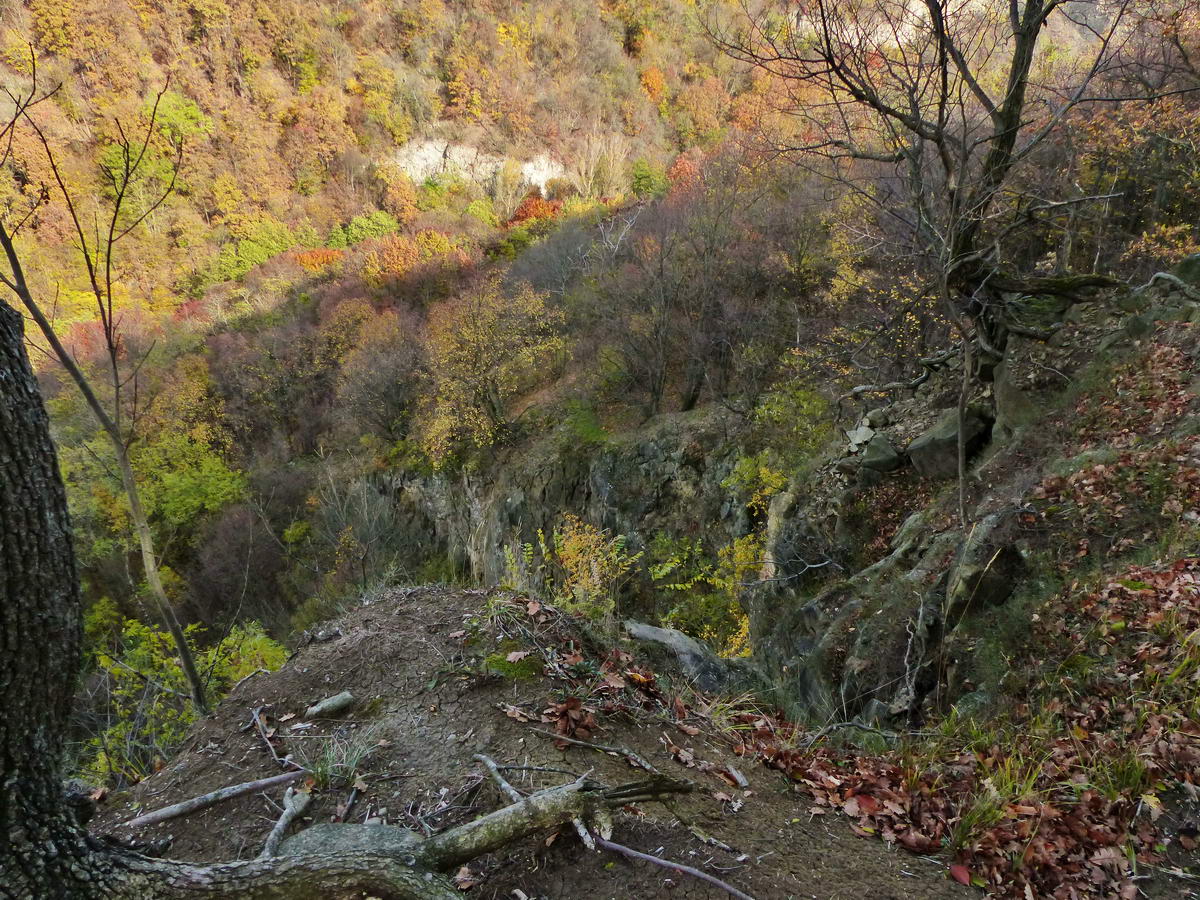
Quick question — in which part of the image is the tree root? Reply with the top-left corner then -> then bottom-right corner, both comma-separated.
100,762 -> 693,898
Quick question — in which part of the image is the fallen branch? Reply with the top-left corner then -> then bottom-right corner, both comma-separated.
304,690 -> 355,719
230,667 -> 268,694
841,346 -> 958,401
123,770 -> 304,829
530,727 -> 660,774
1135,271 -> 1200,302
596,836 -> 756,900
259,786 -> 312,858
414,775 -> 691,871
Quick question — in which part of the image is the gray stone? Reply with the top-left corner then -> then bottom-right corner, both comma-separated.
946,510 -> 1027,615
833,456 -> 859,475
1172,252 -> 1200,286
624,621 -> 732,692
280,823 -> 421,858
865,407 -> 890,428
846,425 -> 875,449
992,357 -> 1036,444
907,408 -> 990,479
859,434 -> 902,472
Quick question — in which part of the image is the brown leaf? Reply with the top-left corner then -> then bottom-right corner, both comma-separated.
503,704 -> 531,722
506,650 -> 532,663
453,866 -> 480,889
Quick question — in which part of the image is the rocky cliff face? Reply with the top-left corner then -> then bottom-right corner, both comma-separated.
389,411 -> 748,586
388,257 -> 1200,727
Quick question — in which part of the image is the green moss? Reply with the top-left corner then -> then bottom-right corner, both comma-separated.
482,645 -> 543,680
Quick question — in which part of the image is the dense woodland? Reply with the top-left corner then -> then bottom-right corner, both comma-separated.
3,0 -> 1200,896
8,0 -> 1200,776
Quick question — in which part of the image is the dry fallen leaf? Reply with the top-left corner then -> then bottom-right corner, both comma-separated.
506,650 -> 531,663
453,866 -> 480,889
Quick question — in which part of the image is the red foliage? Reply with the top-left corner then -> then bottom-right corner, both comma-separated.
507,192 -> 561,226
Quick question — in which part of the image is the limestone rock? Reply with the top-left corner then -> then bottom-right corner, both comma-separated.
846,424 -> 875,450
907,408 -> 991,479
946,510 -> 1027,615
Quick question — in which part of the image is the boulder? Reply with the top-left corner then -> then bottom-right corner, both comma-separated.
624,621 -> 733,692
907,408 -> 991,479
865,407 -> 890,429
1173,252 -> 1200,286
859,434 -> 902,472
833,456 -> 859,475
281,823 -> 421,858
946,510 -> 1027,616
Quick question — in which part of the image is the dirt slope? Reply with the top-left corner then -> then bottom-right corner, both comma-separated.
94,585 -> 969,899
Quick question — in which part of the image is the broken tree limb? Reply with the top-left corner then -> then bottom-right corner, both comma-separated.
259,787 -> 312,858
597,836 -> 756,900
841,346 -> 959,401
124,770 -> 304,829
414,776 -> 691,871
1136,271 -> 1200,302
304,690 -> 355,719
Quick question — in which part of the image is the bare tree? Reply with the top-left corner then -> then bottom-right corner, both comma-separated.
712,0 -> 1154,372
0,65 -> 208,713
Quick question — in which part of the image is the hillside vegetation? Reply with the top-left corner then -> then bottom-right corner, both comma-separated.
2,0 -> 1200,896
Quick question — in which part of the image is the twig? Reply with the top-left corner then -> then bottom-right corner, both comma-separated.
474,754 -> 523,804
251,706 -> 285,767
666,800 -> 738,854
258,786 -> 312,858
496,764 -> 582,779
335,786 -> 360,823
123,771 -> 303,829
596,836 -> 756,900
530,728 -> 660,774
231,667 -> 268,695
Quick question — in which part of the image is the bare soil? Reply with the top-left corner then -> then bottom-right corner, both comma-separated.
94,585 -> 970,899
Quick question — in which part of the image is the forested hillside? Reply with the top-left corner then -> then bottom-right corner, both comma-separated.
3,0 -> 1200,896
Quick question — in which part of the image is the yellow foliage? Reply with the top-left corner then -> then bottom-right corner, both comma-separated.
422,281 -> 563,461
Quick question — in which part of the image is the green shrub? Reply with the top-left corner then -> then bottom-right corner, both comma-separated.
82,618 -> 286,786
631,158 -> 669,199
327,210 -> 401,248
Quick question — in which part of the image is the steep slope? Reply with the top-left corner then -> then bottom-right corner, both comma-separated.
93,585 -> 969,899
